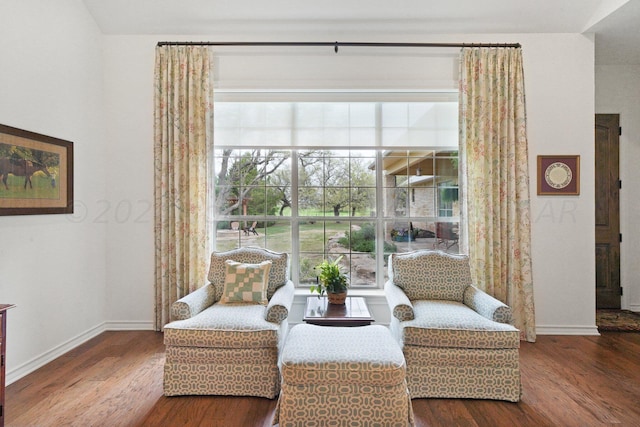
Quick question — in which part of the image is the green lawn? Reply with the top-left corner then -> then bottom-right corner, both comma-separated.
282,207 -> 374,217
216,220 -> 350,253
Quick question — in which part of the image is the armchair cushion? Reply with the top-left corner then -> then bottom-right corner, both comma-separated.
219,260 -> 271,305
389,250 -> 472,302
399,300 -> 520,349
164,304 -> 280,349
208,247 -> 289,301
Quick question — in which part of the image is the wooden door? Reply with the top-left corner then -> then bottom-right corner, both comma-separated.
595,114 -> 621,309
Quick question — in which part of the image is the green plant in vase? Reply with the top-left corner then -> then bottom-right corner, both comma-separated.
311,255 -> 349,304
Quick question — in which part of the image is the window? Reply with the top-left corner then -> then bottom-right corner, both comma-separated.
213,98 -> 458,288
438,180 -> 459,217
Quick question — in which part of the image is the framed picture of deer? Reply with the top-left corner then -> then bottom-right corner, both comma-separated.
0,124 -> 73,215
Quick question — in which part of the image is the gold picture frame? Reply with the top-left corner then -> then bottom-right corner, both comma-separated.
0,124 -> 73,215
537,155 -> 580,196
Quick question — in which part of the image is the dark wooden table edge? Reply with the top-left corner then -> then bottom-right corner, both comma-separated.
302,296 -> 374,326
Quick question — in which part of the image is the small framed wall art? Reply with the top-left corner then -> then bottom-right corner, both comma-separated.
537,155 -> 580,195
0,124 -> 74,215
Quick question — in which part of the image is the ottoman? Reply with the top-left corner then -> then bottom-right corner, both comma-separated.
274,324 -> 413,427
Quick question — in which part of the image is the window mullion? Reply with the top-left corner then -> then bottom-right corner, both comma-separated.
291,148 -> 299,285
291,103 -> 299,285
375,103 -> 385,288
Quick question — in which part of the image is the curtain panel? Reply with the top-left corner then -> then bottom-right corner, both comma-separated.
154,45 -> 213,330
459,47 -> 536,342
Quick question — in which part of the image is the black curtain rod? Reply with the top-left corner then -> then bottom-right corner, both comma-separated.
156,41 -> 521,52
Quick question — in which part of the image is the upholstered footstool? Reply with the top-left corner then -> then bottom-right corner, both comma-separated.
274,324 -> 413,427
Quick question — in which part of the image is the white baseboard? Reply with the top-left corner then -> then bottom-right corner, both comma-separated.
5,320 -> 155,385
105,320 -> 155,331
6,322 -> 107,385
536,325 -> 600,336
627,303 -> 640,312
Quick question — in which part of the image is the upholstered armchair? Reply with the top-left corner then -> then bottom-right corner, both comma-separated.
163,247 -> 295,398
385,249 -> 521,402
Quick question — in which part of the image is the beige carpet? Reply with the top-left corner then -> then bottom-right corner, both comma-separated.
596,309 -> 640,332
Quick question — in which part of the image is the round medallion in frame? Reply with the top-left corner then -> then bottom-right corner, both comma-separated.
537,155 -> 580,195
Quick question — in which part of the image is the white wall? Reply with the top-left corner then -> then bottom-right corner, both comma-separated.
102,32 -> 598,336
102,39 -> 155,327
1,8 -> 601,382
525,34 -> 598,334
596,64 -> 640,312
0,0 -> 108,382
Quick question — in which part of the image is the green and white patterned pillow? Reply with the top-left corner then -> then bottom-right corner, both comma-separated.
219,260 -> 272,305
208,248 -> 289,301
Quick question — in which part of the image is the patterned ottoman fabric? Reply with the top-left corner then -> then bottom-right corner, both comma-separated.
275,324 -> 414,426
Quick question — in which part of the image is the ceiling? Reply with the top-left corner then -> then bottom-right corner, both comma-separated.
83,0 -> 640,65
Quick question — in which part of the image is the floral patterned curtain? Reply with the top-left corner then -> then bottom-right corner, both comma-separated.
154,46 -> 212,330
459,47 -> 536,342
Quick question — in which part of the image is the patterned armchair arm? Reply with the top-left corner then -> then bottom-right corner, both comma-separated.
384,280 -> 415,321
170,284 -> 217,321
463,285 -> 513,324
266,280 -> 295,324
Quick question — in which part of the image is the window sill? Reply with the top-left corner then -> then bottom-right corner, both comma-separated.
294,288 -> 385,298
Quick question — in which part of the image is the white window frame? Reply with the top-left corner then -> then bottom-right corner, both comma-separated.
212,91 -> 459,289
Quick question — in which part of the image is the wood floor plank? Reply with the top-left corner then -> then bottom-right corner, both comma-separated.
412,398 -> 478,427
552,335 -> 640,425
5,331 -> 640,427
519,339 -> 615,427
462,399 -> 542,427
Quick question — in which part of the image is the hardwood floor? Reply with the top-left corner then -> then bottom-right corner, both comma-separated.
5,331 -> 640,426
